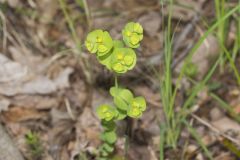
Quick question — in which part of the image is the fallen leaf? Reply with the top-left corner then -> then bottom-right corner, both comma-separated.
138,12 -> 161,37
2,107 -> 46,122
0,53 -> 28,83
212,117 -> 240,133
175,35 -> 220,80
0,53 -> 74,96
11,95 -> 59,110
234,104 -> 240,114
0,98 -> 10,112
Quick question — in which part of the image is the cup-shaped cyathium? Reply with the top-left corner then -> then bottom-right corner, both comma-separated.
127,97 -> 146,118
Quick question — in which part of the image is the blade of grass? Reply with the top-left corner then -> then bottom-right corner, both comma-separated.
58,0 -> 82,53
174,4 -> 240,96
220,42 -> 240,85
174,57 -> 220,142
171,5 -> 240,131
210,93 -> 240,123
232,1 -> 240,60
214,0 -> 228,71
75,0 -> 92,28
159,123 -> 166,160
180,57 -> 220,119
183,120 -> 213,160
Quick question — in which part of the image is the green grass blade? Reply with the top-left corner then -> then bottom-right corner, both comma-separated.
220,42 -> 240,85
159,123 -> 166,160
183,120 -> 213,160
174,5 -> 240,94
182,57 -> 220,113
210,93 -> 240,123
58,0 -> 82,53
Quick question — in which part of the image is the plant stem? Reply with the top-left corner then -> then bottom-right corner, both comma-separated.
115,75 -> 118,88
58,0 -> 82,53
124,135 -> 129,160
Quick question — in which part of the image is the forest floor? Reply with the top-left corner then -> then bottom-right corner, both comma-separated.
0,0 -> 240,160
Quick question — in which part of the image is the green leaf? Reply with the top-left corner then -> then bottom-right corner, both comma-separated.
110,87 -> 134,111
113,40 -> 124,48
119,89 -> 134,103
114,96 -> 129,111
101,120 -> 116,131
102,131 -> 117,144
97,50 -> 113,70
110,87 -> 133,102
115,109 -> 127,120
100,147 -> 109,157
98,158 -> 108,160
122,22 -> 143,48
110,87 -> 119,97
102,143 -> 114,153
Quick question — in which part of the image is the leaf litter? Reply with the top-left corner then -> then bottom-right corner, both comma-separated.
0,0 -> 240,159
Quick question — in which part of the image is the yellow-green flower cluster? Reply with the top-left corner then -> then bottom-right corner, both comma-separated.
96,105 -> 118,121
85,30 -> 113,57
122,22 -> 143,48
85,22 -> 143,74
127,97 -> 146,118
111,48 -> 136,73
110,87 -> 146,118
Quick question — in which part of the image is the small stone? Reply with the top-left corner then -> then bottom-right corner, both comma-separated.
187,144 -> 198,153
210,107 -> 223,121
196,153 -> 204,160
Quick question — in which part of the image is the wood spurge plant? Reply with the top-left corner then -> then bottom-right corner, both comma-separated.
85,22 -> 146,159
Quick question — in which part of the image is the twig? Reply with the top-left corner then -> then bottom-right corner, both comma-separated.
64,98 -> 76,120
191,114 -> 240,146
0,10 -> 7,52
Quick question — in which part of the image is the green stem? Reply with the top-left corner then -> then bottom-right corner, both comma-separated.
124,135 -> 129,160
58,0 -> 82,53
115,75 -> 118,88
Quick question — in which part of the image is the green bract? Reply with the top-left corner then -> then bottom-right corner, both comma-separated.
101,131 -> 117,144
122,22 -> 143,48
96,105 -> 118,121
85,29 -> 113,57
110,87 -> 133,110
110,48 -> 136,74
97,40 -> 125,70
127,97 -> 146,118
102,143 -> 114,152
101,120 -> 116,131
